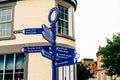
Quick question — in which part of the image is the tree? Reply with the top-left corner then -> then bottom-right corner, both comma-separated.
77,63 -> 94,80
99,33 -> 120,76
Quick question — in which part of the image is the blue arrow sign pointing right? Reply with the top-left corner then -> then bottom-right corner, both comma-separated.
55,57 -> 75,67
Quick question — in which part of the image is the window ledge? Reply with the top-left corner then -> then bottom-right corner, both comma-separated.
0,35 -> 16,41
57,34 -> 75,41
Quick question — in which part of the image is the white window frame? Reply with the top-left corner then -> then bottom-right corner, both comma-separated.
107,75 -> 111,80
113,75 -> 117,80
68,7 -> 73,37
0,53 -> 24,80
57,1 -> 74,38
0,2 -> 15,40
101,73 -> 104,80
58,65 -> 74,80
58,5 -> 69,35
0,7 -> 12,38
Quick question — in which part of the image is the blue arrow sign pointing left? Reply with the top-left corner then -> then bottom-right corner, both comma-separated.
21,46 -> 50,53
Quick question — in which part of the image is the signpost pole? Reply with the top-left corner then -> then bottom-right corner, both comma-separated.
48,7 -> 60,80
52,23 -> 56,80
20,7 -> 78,80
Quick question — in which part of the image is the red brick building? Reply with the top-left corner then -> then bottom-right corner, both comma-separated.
81,58 -> 97,78
96,45 -> 120,80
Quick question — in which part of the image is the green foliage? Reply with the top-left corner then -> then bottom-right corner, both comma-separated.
77,63 -> 94,80
0,75 -> 2,80
99,33 -> 120,76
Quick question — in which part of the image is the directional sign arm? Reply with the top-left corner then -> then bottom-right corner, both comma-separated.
55,57 -> 75,67
41,49 -> 53,60
23,28 -> 43,35
42,24 -> 53,37
21,46 -> 50,53
42,31 -> 54,44
42,24 -> 55,44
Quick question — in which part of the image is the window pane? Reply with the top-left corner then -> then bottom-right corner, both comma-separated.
15,54 -> 24,80
5,54 -> 14,70
15,54 -> 24,69
58,5 -> 69,36
65,14 -> 68,20
0,23 -> 11,37
0,8 -> 12,22
0,53 -> 24,80
1,16 -> 6,21
0,55 -> 4,80
0,7 -> 12,38
65,9 -> 68,14
5,54 -> 14,80
61,13 -> 64,19
7,15 -> 11,21
0,55 -> 4,70
15,69 -> 24,80
5,74 -> 13,80
58,26 -> 61,34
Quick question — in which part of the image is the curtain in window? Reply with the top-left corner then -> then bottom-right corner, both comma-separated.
5,54 -> 14,70
15,54 -> 24,69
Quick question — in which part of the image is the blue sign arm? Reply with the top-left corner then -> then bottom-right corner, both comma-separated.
55,58 -> 75,67
41,49 -> 53,60
23,28 -> 43,35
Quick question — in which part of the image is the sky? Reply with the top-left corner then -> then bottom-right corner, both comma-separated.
75,0 -> 120,61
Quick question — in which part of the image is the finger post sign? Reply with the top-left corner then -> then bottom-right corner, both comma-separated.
21,7 -> 77,80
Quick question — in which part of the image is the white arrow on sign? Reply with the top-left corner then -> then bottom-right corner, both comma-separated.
41,49 -> 53,60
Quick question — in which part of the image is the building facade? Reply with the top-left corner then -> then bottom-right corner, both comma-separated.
96,51 -> 108,80
81,58 -> 97,80
96,46 -> 119,80
0,0 -> 77,80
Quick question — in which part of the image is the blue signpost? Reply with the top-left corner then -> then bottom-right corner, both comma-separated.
21,7 -> 78,80
48,7 -> 60,80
